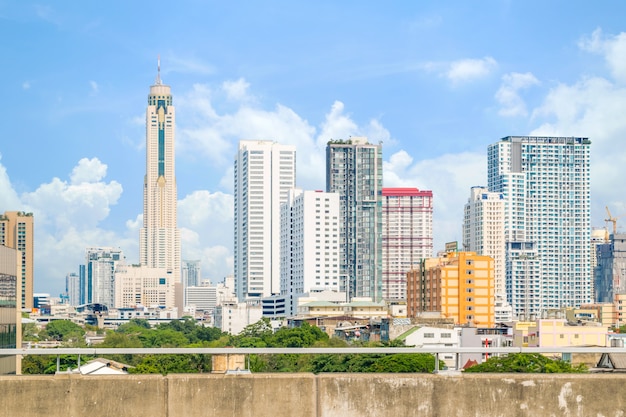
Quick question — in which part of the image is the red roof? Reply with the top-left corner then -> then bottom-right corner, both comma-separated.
382,188 -> 433,197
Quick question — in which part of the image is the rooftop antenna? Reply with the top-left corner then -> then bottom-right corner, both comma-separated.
155,55 -> 162,85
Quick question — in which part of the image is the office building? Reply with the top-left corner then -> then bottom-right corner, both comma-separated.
406,252 -> 495,327
0,245 -> 21,374
488,136 -> 591,313
182,260 -> 201,307
280,189 -> 341,315
326,137 -> 383,301
66,272 -> 80,306
234,140 -> 296,300
114,264 -> 173,309
185,284 -> 218,312
382,187 -> 433,301
139,60 -> 181,290
85,247 -> 124,308
0,211 -> 33,310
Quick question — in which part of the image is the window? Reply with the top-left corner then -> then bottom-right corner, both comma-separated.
424,333 -> 434,338
441,333 -> 451,338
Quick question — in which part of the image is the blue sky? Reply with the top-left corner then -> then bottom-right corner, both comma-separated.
2,1 -> 626,295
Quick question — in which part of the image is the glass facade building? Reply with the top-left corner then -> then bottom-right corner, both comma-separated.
326,137 -> 383,301
0,245 -> 19,374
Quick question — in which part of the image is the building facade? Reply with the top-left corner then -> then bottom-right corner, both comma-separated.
234,140 -> 296,300
594,233 -> 626,304
85,247 -> 125,308
66,272 -> 80,306
0,245 -> 20,374
114,264 -> 172,309
326,137 -> 383,301
182,260 -> 201,307
382,187 -> 433,301
139,62 -> 181,290
0,211 -> 33,310
488,136 -> 592,314
407,252 -> 495,327
280,189 -> 341,315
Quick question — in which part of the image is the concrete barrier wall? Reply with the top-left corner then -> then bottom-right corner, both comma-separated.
2,373 -> 626,417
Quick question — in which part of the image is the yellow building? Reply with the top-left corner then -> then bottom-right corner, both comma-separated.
521,319 -> 608,348
570,304 -> 615,328
0,211 -> 33,310
407,252 -> 495,327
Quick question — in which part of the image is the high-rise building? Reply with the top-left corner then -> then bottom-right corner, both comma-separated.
488,136 -> 591,314
382,187 -> 433,301
326,137 -> 383,301
114,264 -> 171,309
182,260 -> 201,307
234,140 -> 296,300
462,186 -> 505,297
139,60 -> 181,290
66,272 -> 80,306
85,247 -> 125,308
280,189 -> 341,315
0,211 -> 33,310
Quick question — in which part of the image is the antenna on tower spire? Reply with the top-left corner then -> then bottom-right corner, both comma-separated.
155,55 -> 162,85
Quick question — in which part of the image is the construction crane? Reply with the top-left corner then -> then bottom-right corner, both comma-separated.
605,206 -> 623,238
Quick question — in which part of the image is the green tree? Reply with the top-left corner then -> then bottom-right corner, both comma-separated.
464,353 -> 587,373
43,320 -> 85,342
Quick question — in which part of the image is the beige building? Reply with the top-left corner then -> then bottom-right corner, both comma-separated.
0,245 -> 22,374
0,211 -> 33,310
516,319 -> 608,348
114,264 -> 173,309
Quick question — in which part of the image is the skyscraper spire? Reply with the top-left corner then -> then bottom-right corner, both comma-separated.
155,55 -> 162,85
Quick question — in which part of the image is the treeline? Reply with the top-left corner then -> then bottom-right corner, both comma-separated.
21,318 -> 439,374
21,318 -> 586,374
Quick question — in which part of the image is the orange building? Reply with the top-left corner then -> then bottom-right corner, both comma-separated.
407,252 -> 494,327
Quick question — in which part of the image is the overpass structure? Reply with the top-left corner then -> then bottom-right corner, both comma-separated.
2,347 -> 626,416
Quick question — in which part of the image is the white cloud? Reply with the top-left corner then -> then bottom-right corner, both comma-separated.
529,32 -> 626,229
178,190 -> 233,282
384,150 -> 486,252
70,157 -> 108,184
223,78 -> 252,102
445,56 -> 497,84
89,80 -> 99,94
495,72 -> 540,117
579,29 -> 626,84
0,155 -> 21,210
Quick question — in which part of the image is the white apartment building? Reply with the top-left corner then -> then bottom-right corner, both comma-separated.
140,61 -> 181,288
462,186 -> 505,297
326,137 -> 383,301
234,140 -> 296,300
488,136 -> 591,314
85,247 -> 125,308
213,300 -> 263,335
280,189 -> 341,316
114,264 -> 173,309
185,284 -> 218,311
382,187 -> 433,301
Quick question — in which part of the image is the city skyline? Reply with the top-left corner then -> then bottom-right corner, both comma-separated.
1,2 -> 626,294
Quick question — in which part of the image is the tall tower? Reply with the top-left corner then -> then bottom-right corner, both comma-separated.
382,188 -> 433,301
234,140 -> 296,300
462,186 -> 505,297
326,137 -> 383,302
85,247 -> 125,308
488,136 -> 591,314
140,59 -> 181,288
0,211 -> 33,310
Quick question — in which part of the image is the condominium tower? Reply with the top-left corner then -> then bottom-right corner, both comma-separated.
84,247 -> 124,308
326,137 -> 383,301
280,189 -> 341,312
488,136 -> 591,315
0,211 -> 33,310
139,61 -> 181,288
234,140 -> 296,300
462,186 -> 505,297
382,188 -> 433,300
